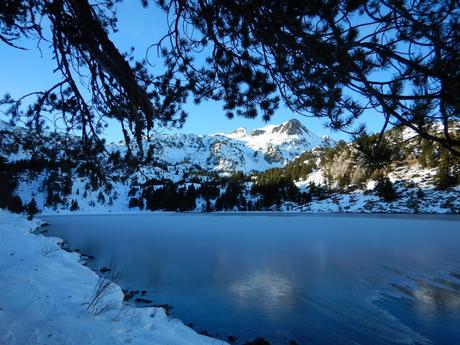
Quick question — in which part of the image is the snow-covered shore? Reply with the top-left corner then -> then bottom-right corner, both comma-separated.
0,211 -> 227,345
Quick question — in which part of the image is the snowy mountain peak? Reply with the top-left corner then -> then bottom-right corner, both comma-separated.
273,119 -> 306,135
222,119 -> 322,149
135,118 -> 325,177
1,117 -> 324,180
245,119 -> 318,140
227,127 -> 247,138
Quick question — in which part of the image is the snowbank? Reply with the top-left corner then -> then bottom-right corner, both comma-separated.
0,211 -> 227,345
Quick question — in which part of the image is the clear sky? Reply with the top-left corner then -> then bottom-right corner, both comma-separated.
0,1 -> 384,142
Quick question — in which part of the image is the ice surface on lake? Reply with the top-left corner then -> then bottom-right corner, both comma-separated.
42,213 -> 460,345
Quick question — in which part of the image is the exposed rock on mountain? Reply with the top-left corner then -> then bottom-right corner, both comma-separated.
1,119 -> 458,214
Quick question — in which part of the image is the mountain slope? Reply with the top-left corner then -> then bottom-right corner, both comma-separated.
1,119 -> 458,214
110,119 -> 323,179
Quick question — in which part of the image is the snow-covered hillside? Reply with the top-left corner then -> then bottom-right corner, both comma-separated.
0,211 -> 227,345
1,119 -> 459,214
294,164 -> 460,214
215,118 -> 322,164
119,118 -> 323,177
1,118 -> 323,179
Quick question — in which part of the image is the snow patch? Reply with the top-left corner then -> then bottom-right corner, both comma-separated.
0,211 -> 227,345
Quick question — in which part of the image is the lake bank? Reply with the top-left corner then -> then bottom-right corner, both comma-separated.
0,211 -> 226,345
40,213 -> 460,344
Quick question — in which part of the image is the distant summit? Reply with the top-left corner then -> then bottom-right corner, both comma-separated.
272,119 -> 306,135
227,127 -> 247,139
130,118 -> 325,177
243,119 -> 318,139
2,117 -> 458,214
1,117 -> 325,176
216,119 -> 322,156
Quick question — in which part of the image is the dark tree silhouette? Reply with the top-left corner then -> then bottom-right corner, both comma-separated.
0,156 -> 17,209
1,1 -> 458,156
0,0 -> 189,156
156,0 -> 460,154
375,176 -> 397,202
353,132 -> 393,170
26,198 -> 39,219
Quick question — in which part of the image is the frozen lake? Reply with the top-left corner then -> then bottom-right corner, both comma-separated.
41,213 -> 460,345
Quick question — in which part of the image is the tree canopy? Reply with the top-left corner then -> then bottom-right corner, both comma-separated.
1,0 -> 459,155
158,0 -> 460,154
0,0 -> 188,155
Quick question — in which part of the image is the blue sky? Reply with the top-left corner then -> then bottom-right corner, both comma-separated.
0,1 -> 384,142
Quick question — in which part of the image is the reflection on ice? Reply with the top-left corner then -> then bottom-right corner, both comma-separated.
416,283 -> 460,304
375,265 -> 460,343
390,274 -> 460,316
229,270 -> 293,317
41,213 -> 460,345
